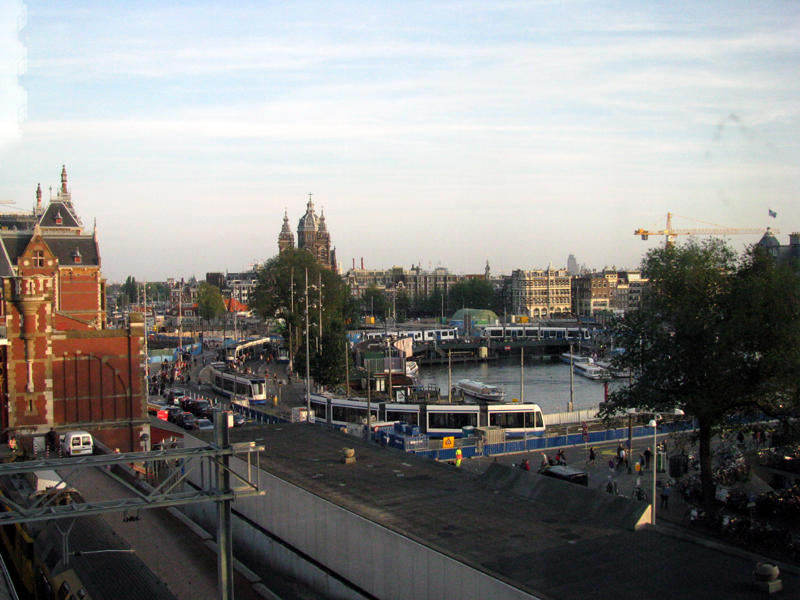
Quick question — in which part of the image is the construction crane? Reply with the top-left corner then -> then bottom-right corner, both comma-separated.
635,212 -> 778,246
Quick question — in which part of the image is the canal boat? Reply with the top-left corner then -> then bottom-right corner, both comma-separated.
559,353 -> 594,365
573,362 -> 610,380
454,379 -> 506,402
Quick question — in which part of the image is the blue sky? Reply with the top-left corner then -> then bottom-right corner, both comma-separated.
2,1 -> 799,283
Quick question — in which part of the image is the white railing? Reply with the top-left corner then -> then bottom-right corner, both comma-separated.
543,408 -> 599,425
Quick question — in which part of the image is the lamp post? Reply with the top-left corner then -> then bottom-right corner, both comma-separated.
627,408 -> 685,525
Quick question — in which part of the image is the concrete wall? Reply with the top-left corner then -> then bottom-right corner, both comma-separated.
181,437 -> 540,600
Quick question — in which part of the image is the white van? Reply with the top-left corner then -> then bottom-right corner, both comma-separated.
60,431 -> 93,457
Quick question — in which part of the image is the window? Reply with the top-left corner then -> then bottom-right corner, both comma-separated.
33,250 -> 44,267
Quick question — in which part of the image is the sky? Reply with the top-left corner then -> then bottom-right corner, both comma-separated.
1,1 -> 799,284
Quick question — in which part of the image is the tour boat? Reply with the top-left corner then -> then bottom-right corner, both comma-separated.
454,379 -> 506,402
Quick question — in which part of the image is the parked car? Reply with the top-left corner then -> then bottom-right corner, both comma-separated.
194,418 -> 214,431
189,400 -> 211,416
165,406 -> 183,423
174,412 -> 196,429
167,389 -> 187,405
232,414 -> 246,427
180,398 -> 199,412
147,399 -> 168,414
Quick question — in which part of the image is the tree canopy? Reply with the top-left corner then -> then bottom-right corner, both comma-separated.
601,238 -> 800,508
196,281 -> 226,325
251,249 -> 353,386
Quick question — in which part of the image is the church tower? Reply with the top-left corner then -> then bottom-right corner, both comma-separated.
278,209 -> 295,254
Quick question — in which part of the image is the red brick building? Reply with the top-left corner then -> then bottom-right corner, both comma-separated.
0,167 -> 148,451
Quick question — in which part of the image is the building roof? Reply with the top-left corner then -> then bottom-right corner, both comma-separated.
212,424 -> 796,600
0,232 -> 100,268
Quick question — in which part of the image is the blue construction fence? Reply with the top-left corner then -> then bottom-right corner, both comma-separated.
414,419 -> 697,462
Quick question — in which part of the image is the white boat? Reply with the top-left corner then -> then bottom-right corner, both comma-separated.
594,360 -> 627,378
405,360 -> 419,377
560,353 -> 594,365
573,362 -> 610,380
455,379 -> 506,402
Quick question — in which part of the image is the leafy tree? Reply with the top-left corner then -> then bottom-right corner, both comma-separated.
395,290 -> 411,322
196,281 -> 226,329
448,278 -> 495,312
251,249 -> 351,380
601,238 -> 800,510
117,276 -> 138,308
361,284 -> 389,321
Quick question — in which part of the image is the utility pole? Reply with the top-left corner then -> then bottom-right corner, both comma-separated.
305,268 -> 311,417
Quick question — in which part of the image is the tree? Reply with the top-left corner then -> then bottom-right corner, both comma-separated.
251,249 -> 351,381
601,238 -> 800,510
117,276 -> 138,308
448,278 -> 495,312
395,290 -> 411,322
361,285 -> 388,321
196,282 -> 226,330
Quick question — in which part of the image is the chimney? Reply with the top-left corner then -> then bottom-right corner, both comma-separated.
790,233 -> 800,246
361,258 -> 364,269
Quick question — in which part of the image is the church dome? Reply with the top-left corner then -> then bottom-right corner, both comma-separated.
298,199 -> 319,231
758,227 -> 780,248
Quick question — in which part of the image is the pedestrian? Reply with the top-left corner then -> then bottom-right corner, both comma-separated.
587,447 -> 596,467
608,458 -> 615,472
541,453 -> 549,469
521,459 -> 530,471
638,453 -> 645,470
661,481 -> 671,510
643,447 -> 652,470
557,449 -> 567,466
45,427 -> 57,452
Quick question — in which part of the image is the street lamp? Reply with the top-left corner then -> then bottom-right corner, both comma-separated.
627,408 -> 685,525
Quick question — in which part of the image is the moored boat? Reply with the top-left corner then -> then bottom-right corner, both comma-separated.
454,379 -> 506,402
594,360 -> 627,378
560,353 -> 594,365
573,362 -> 610,380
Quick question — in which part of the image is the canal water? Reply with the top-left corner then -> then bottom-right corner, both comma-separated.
415,357 -> 626,415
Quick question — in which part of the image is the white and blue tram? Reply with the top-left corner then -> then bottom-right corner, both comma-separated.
208,362 -> 268,404
309,394 -> 545,438
479,325 -> 591,342
350,328 -> 460,344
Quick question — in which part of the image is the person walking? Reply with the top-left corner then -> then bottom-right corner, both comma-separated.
587,447 -> 596,467
661,481 -> 671,510
643,447 -> 652,470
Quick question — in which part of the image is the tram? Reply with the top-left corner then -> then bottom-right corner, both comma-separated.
207,362 -> 268,404
308,394 -> 545,439
479,325 -> 591,341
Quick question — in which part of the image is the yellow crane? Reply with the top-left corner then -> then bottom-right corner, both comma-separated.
635,212 -> 778,246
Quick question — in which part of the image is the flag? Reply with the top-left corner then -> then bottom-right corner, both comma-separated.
769,209 -> 777,218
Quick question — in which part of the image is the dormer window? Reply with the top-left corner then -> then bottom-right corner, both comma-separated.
33,250 -> 44,267
54,211 -> 63,225
72,249 -> 82,264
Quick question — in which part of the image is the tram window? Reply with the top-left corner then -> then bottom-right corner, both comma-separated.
385,411 -> 418,426
528,411 -> 544,428
428,412 -> 477,430
222,378 -> 234,393
311,401 -> 327,421
332,404 -> 368,423
490,411 -> 524,429
236,381 -> 249,396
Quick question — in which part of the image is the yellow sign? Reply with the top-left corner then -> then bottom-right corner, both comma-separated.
442,436 -> 455,449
